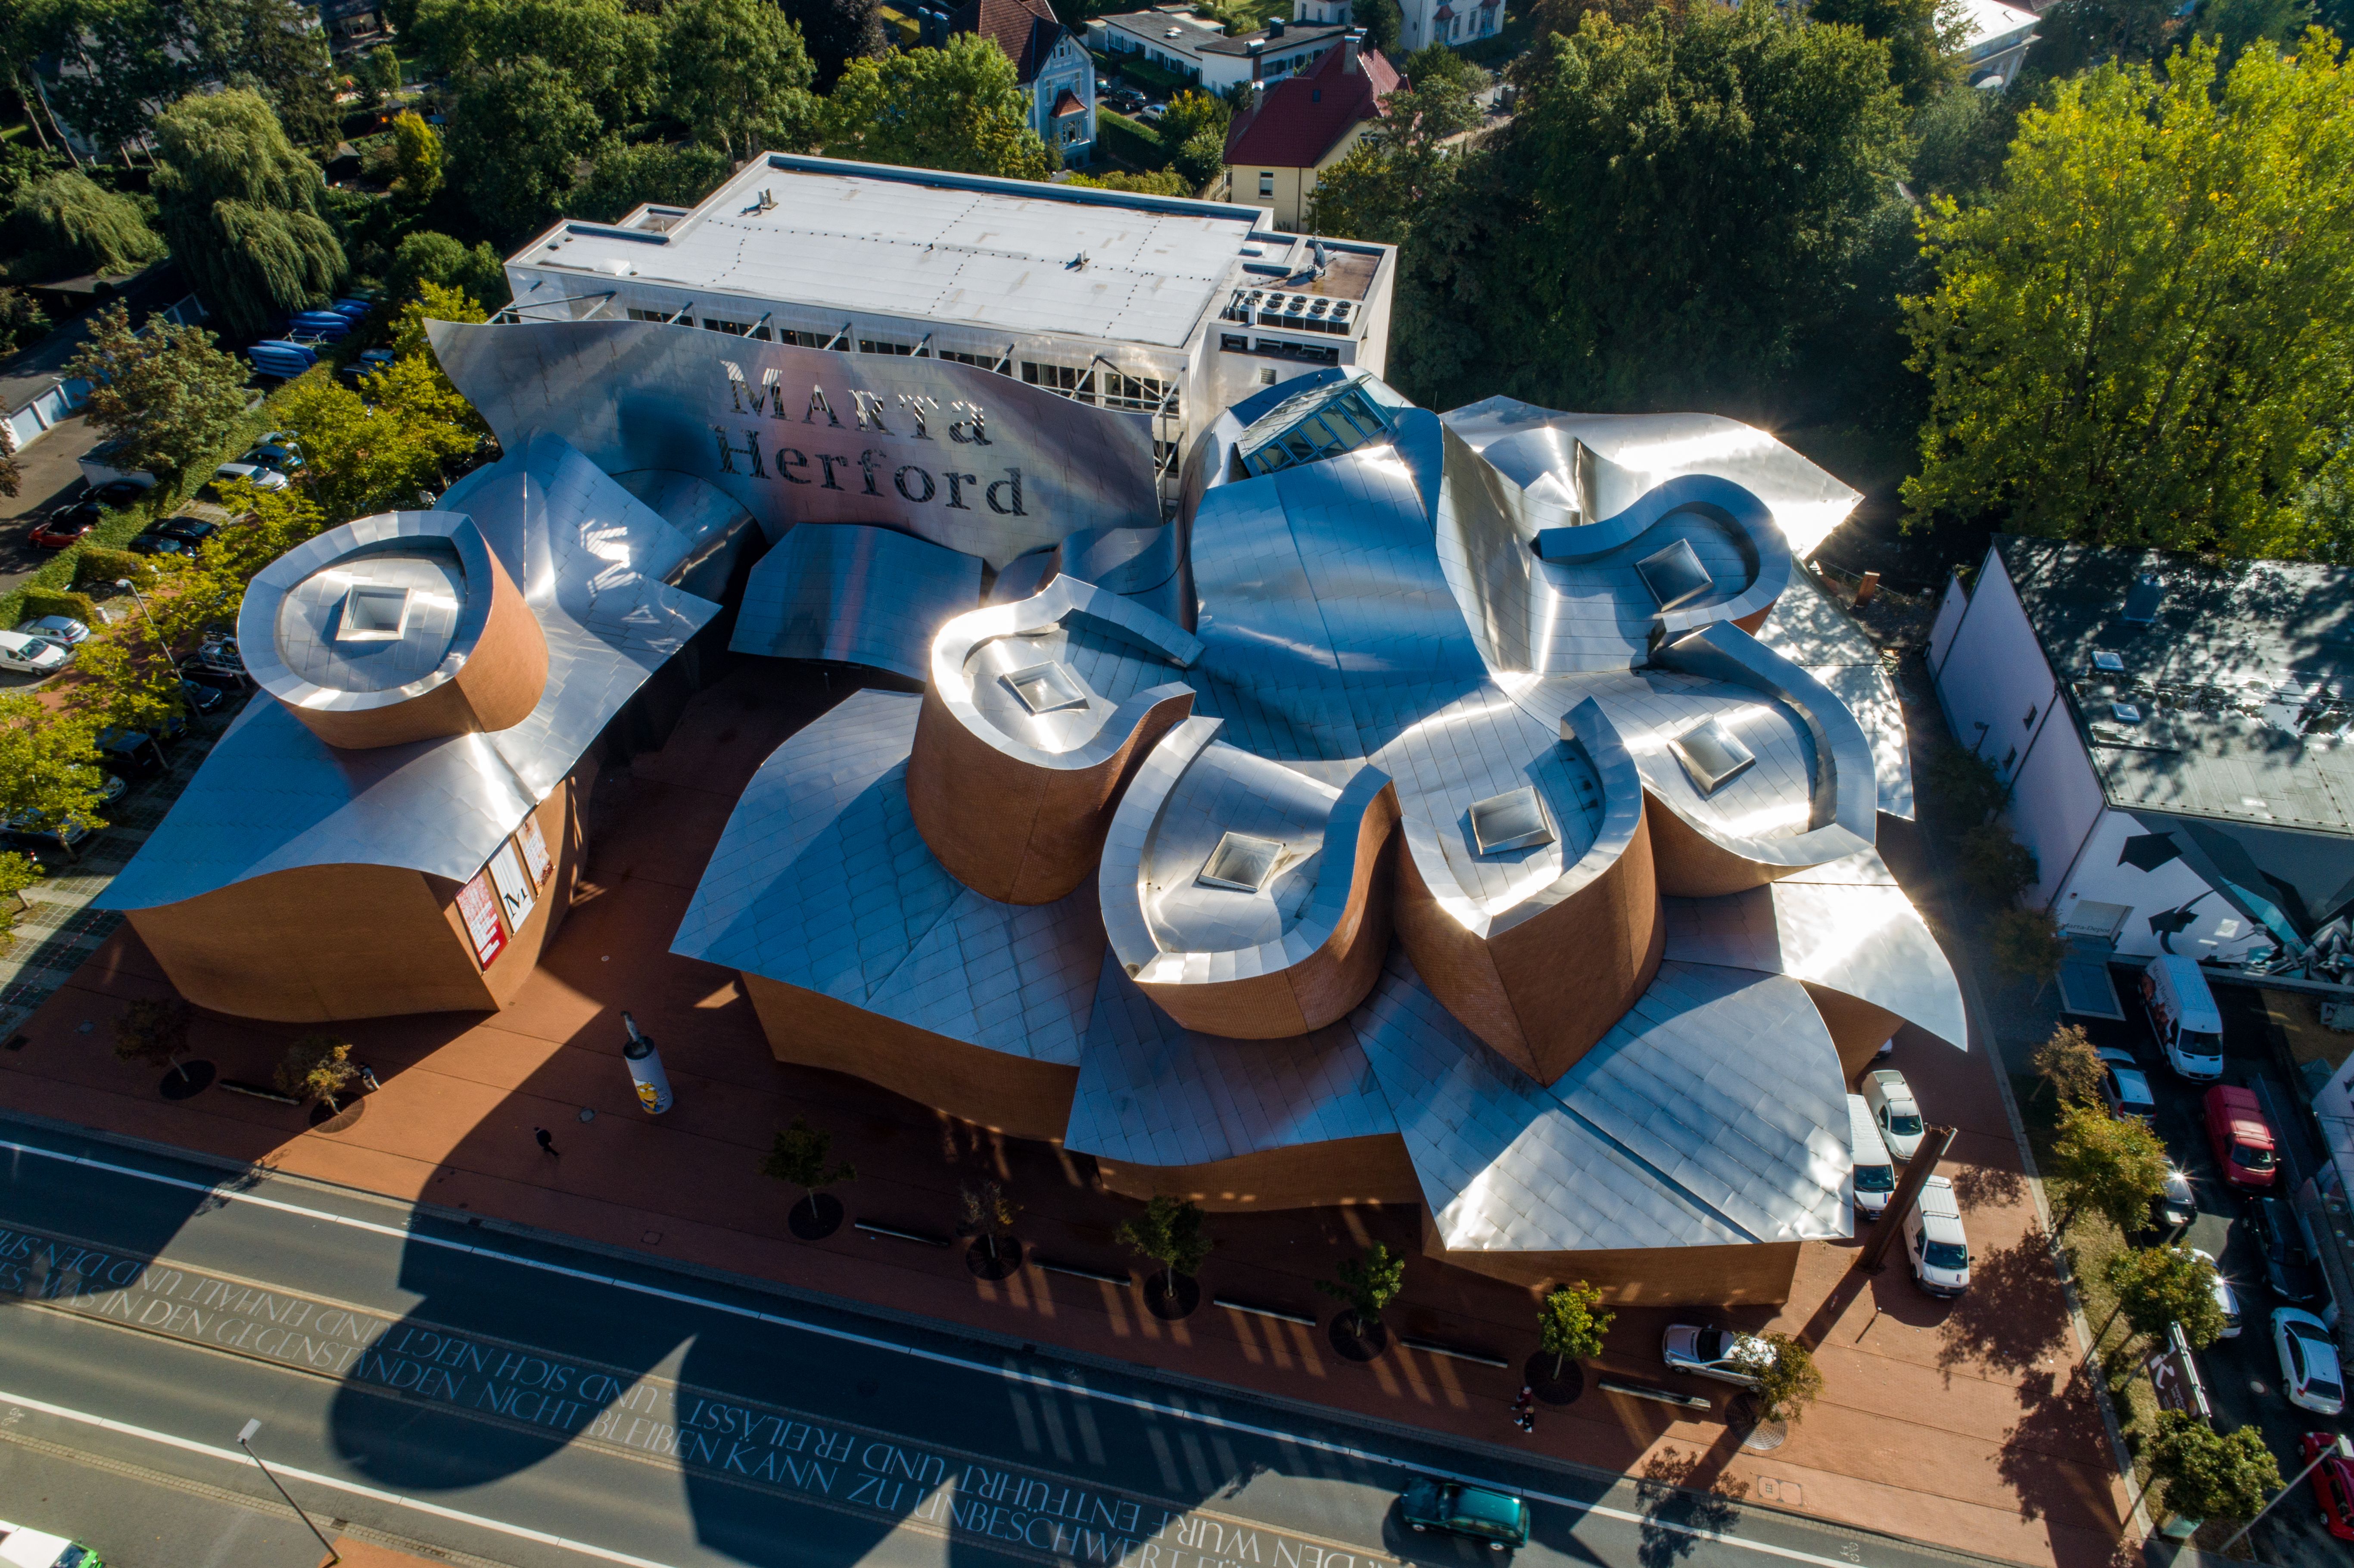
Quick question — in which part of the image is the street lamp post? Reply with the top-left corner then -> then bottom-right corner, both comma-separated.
112,577 -> 180,674
235,1419 -> 340,1565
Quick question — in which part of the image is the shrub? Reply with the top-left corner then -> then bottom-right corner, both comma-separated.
1956,821 -> 2038,905
21,587 -> 97,626
1753,1333 -> 1824,1424
74,548 -> 153,594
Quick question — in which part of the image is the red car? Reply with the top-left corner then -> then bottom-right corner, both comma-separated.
27,503 -> 100,549
2302,1432 -> 2354,1541
2203,1083 -> 2279,1189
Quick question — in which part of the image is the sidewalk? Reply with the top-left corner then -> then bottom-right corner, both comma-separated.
0,661 -> 2131,1568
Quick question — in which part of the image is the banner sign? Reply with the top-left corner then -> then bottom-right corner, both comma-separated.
517,815 -> 554,885
487,842 -> 538,934
456,872 -> 506,969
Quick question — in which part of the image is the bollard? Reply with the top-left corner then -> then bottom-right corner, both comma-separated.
621,1011 -> 673,1114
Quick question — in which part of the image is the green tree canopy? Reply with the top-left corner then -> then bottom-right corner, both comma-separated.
1537,1282 -> 1614,1376
390,110 -> 445,206
659,0 -> 823,162
2048,1101 -> 2171,1233
1305,72 -> 1486,244
62,301 -> 250,479
1356,0 -> 1402,53
825,38 -> 1054,180
0,695 -> 107,836
2032,1023 -> 2106,1106
274,1033 -> 359,1110
567,141 -> 735,223
448,56 -> 608,239
387,231 -> 509,308
1808,0 -> 1965,104
1904,37 -> 2354,561
1317,1241 -> 1406,1325
403,0 -> 661,124
44,0 -> 338,154
785,0 -> 884,90
2,171 -> 165,281
762,1116 -> 857,1216
1752,1332 -> 1824,1424
151,88 -> 345,339
2145,1409 -> 2279,1523
2104,1245 -> 2227,1349
1388,0 -> 1906,409
1114,1195 -> 1213,1288
270,356 -> 486,521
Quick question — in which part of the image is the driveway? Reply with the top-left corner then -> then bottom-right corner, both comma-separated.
1,413 -> 105,595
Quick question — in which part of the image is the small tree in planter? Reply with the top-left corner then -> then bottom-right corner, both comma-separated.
114,997 -> 212,1098
1528,1281 -> 1613,1403
2047,1101 -> 2170,1235
958,1179 -> 1023,1280
1318,1241 -> 1405,1360
763,1117 -> 856,1240
1115,1195 -> 1212,1319
274,1034 -> 360,1121
2145,1409 -> 2277,1537
1750,1333 -> 1824,1428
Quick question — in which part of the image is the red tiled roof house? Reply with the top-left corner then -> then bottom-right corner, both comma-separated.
1221,31 -> 1397,230
949,0 -> 1098,156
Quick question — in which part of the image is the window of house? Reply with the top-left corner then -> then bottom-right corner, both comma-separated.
1259,171 -> 1274,196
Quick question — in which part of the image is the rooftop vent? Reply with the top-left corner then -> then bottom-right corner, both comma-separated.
1003,660 -> 1088,715
1669,716 -> 1756,796
2121,573 -> 2164,625
2092,650 -> 2126,673
1199,831 -> 1287,893
337,584 -> 413,643
2111,701 -> 2143,724
1467,786 -> 1556,856
1635,538 -> 1714,612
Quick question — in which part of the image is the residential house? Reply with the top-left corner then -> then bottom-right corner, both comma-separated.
1397,0 -> 1500,56
1223,33 -> 1396,230
1096,4 -> 1353,93
944,0 -> 1097,157
1952,0 -> 2039,87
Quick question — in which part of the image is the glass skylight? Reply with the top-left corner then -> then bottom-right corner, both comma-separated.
1002,660 -> 1087,715
1198,831 -> 1286,892
337,585 -> 413,642
1669,717 -> 1755,795
1635,538 -> 1714,612
1238,385 -> 1394,477
1468,786 -> 1556,855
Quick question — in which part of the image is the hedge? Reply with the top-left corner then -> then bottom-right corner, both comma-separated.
21,587 -> 97,625
72,546 -> 158,594
1093,110 -> 1171,174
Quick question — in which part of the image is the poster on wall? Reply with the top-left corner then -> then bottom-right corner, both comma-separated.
487,842 -> 538,934
456,872 -> 506,969
517,815 -> 554,885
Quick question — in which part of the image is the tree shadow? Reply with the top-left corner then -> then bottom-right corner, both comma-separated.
1633,1436 -> 1750,1568
1992,1361 -> 2121,1537
1947,1160 -> 2027,1211
1935,1229 -> 2071,1381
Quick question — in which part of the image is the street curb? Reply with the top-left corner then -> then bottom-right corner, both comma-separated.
0,1101 -> 2026,1568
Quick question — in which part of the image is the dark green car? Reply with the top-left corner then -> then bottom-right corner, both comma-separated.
1399,1477 -> 1530,1550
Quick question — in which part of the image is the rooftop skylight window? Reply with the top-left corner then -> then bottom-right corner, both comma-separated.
1468,786 -> 1556,856
337,585 -> 413,642
1198,831 -> 1287,893
2111,702 -> 2142,724
1635,538 -> 1714,612
2092,650 -> 2126,673
1238,385 -> 1394,477
1003,660 -> 1087,715
1669,717 -> 1755,795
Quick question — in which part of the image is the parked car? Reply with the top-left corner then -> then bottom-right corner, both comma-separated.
236,439 -> 304,474
14,615 -> 88,646
2143,953 -> 2225,1080
2250,1196 -> 2325,1304
0,1516 -> 100,1568
1140,100 -> 1169,120
1661,1325 -> 1775,1388
0,631 -> 72,676
2301,1432 -> 2354,1541
1846,1092 -> 1896,1219
3,774 -> 122,854
193,629 -> 246,675
208,460 -> 290,495
2205,1084 -> 2279,1189
1398,1479 -> 1529,1551
181,678 -> 228,714
88,478 -> 148,508
2150,1168 -> 2197,1232
1903,1174 -> 1971,1298
28,503 -> 101,549
95,724 -> 175,777
153,516 -> 221,547
1862,1067 -> 1926,1161
1108,87 -> 1146,113
125,529 -> 190,556
2191,1247 -> 2241,1338
2273,1307 -> 2345,1416
2095,1047 -> 2157,1123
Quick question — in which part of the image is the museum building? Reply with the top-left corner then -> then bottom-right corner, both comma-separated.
97,159 -> 1963,1305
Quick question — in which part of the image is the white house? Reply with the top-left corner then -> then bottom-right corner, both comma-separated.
1952,0 -> 2040,88
1096,6 -> 1355,93
1929,537 -> 2354,1011
1397,0 -> 1501,55
921,0 -> 1098,157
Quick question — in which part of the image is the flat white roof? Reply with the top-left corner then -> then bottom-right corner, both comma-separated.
1954,0 -> 2037,50
516,155 -> 1272,352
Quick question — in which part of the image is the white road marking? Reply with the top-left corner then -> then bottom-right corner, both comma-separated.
0,1134 -> 1879,1568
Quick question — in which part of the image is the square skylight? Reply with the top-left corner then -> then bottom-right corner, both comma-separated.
1198,831 -> 1286,893
1002,660 -> 1087,715
1635,538 -> 1714,612
337,585 -> 412,642
1468,786 -> 1556,856
1669,717 -> 1756,795
2111,702 -> 2142,724
2092,650 -> 2125,672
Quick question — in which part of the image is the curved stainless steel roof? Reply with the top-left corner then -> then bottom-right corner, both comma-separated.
729,523 -> 981,681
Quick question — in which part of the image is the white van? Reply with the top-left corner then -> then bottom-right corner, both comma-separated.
1903,1174 -> 1971,1298
2142,954 -> 2223,1080
0,1518 -> 94,1568
1846,1093 -> 1896,1220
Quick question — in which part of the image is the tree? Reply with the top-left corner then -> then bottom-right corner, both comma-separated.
1065,167 -> 1191,195
1528,0 -> 1672,49
2031,1023 -> 2105,1106
62,302 -> 250,481
154,482 -> 330,649
67,635 -> 186,762
388,231 -> 496,305
2144,1409 -> 2279,1524
825,38 -> 1054,180
1921,740 -> 2003,832
2,171 -> 165,281
2025,0 -> 2176,73
390,111 -> 445,207
114,997 -> 199,1085
1807,0 -> 1965,105
0,423 -> 18,502
1356,0 -> 1402,53
1904,39 -> 2354,562
2195,0 -> 2312,62
0,696 -> 107,838
151,89 -> 345,339
448,57 -> 607,238
1305,72 -> 1485,244
404,0 -> 662,124
1955,821 -> 2037,905
957,1178 -> 1021,1262
1909,77 -> 2037,201
390,280 -> 494,385
2047,1101 -> 2170,1234
1751,1332 -> 1823,1425
786,0 -> 885,90
1114,1195 -> 1213,1291
0,287 -> 49,357
361,43 -> 404,105
762,1117 -> 857,1220
2103,1245 -> 2226,1349
189,0 -> 342,148
1390,2 -> 1906,409
1990,905 -> 2068,998
1317,1241 -> 1405,1329
268,356 -> 486,520
1537,1281 -> 1613,1378
274,1033 -> 360,1110
567,140 -> 735,224
659,0 -> 823,162
0,851 -> 40,947
1161,87 -> 1232,148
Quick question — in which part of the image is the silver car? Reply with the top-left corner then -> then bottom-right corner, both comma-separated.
1662,1324 -> 1776,1388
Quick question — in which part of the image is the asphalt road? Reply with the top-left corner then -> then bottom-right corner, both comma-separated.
2080,968 -> 2348,1564
0,1117 -> 2011,1568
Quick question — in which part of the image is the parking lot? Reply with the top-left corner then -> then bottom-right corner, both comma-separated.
2075,966 -> 2348,1561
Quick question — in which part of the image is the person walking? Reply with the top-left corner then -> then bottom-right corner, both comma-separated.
534,1126 -> 560,1160
358,1063 -> 382,1093
1509,1384 -> 1534,1434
